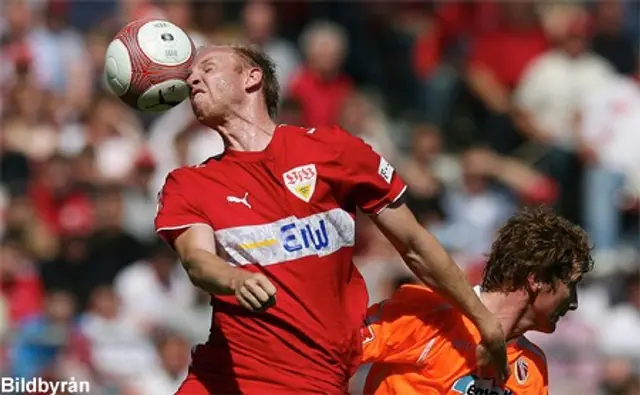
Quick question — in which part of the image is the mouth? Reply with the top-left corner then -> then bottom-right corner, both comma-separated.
190,88 -> 206,99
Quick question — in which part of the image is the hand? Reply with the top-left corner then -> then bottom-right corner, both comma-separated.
476,319 -> 509,384
230,270 -> 277,312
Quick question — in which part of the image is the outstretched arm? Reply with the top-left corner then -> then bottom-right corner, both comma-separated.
372,200 -> 509,381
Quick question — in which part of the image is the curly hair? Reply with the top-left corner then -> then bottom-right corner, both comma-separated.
481,206 -> 594,293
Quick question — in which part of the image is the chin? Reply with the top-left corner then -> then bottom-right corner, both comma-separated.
540,319 -> 558,334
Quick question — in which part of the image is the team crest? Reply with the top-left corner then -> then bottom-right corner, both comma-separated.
515,357 -> 529,384
283,164 -> 317,202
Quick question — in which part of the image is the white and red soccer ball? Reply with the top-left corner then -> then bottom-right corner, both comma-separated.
104,19 -> 195,112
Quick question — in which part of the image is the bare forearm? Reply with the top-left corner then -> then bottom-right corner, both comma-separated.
404,231 -> 493,327
181,249 -> 238,295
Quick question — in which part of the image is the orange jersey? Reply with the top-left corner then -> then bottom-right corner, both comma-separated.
361,285 -> 548,395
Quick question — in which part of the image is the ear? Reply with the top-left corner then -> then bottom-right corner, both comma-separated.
527,273 -> 542,294
245,67 -> 263,92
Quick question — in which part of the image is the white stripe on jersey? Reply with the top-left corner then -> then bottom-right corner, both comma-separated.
215,208 -> 356,266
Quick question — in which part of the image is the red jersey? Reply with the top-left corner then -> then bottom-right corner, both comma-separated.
155,124 -> 407,394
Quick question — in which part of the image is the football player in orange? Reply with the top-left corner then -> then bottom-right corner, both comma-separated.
361,206 -> 594,394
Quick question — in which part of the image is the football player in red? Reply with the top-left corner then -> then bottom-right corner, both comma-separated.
155,45 -> 508,394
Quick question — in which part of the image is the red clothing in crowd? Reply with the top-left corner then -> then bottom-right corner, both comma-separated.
468,25 -> 548,89
288,67 -> 354,127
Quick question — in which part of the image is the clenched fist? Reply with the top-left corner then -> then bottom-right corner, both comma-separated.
230,270 -> 277,312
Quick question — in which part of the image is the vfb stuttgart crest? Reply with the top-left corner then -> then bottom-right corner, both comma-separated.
283,164 -> 317,203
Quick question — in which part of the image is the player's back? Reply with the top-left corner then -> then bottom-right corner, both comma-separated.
361,285 -> 548,395
155,124 -> 407,394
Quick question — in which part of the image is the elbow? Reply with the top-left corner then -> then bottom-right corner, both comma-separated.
401,232 -> 430,273
181,259 -> 208,289
179,252 -> 214,291
179,250 -> 230,295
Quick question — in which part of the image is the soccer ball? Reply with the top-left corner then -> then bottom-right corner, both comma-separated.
105,19 -> 196,112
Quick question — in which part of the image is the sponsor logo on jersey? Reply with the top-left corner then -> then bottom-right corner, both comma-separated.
214,208 -> 355,266
452,375 -> 514,395
283,164 -> 317,202
514,357 -> 529,384
280,219 -> 328,252
378,157 -> 394,184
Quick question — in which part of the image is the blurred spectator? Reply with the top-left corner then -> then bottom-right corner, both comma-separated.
40,236 -> 96,312
512,5 -> 615,223
3,190 -> 58,260
591,0 -> 638,76
79,286 -> 159,387
398,125 -> 447,227
59,94 -> 144,183
122,149 -> 159,242
277,97 -> 303,125
289,20 -> 354,126
431,147 -> 557,257
8,291 -> 77,379
114,241 -> 195,331
338,90 -> 398,163
595,270 -> 640,358
149,0 -> 208,47
29,154 -> 94,237
466,1 -> 548,153
600,357 -> 640,395
429,148 -> 517,257
241,0 -> 300,93
578,70 -> 640,266
3,80 -> 59,163
161,289 -> 211,345
87,185 -> 145,285
132,331 -> 190,395
0,236 -> 44,326
413,2 -> 501,127
514,6 -> 615,151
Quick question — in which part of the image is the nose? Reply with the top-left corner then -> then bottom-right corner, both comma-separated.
568,286 -> 579,311
186,72 -> 201,91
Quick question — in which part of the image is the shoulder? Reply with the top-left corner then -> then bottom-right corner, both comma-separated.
282,124 -> 365,155
515,335 -> 547,367
524,52 -> 558,75
160,162 -> 215,191
284,123 -> 354,142
374,285 -> 454,321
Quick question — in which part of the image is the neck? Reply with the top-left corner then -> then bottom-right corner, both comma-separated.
207,106 -> 277,152
479,289 -> 534,341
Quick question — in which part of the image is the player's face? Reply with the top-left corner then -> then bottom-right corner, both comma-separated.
186,47 -> 246,123
531,276 -> 581,333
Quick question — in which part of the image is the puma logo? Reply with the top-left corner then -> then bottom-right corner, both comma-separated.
226,192 -> 251,209
146,87 -> 182,109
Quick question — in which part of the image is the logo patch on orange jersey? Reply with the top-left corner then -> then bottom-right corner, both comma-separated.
283,164 -> 317,203
515,357 -> 529,384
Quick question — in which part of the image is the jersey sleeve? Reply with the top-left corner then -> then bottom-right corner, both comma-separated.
154,169 -> 210,247
360,289 -> 442,365
331,126 -> 407,215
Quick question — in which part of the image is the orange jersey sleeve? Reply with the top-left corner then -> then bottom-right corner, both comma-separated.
504,336 -> 549,395
361,285 -> 451,365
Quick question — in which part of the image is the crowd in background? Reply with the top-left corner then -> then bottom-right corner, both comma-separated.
0,0 -> 639,394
